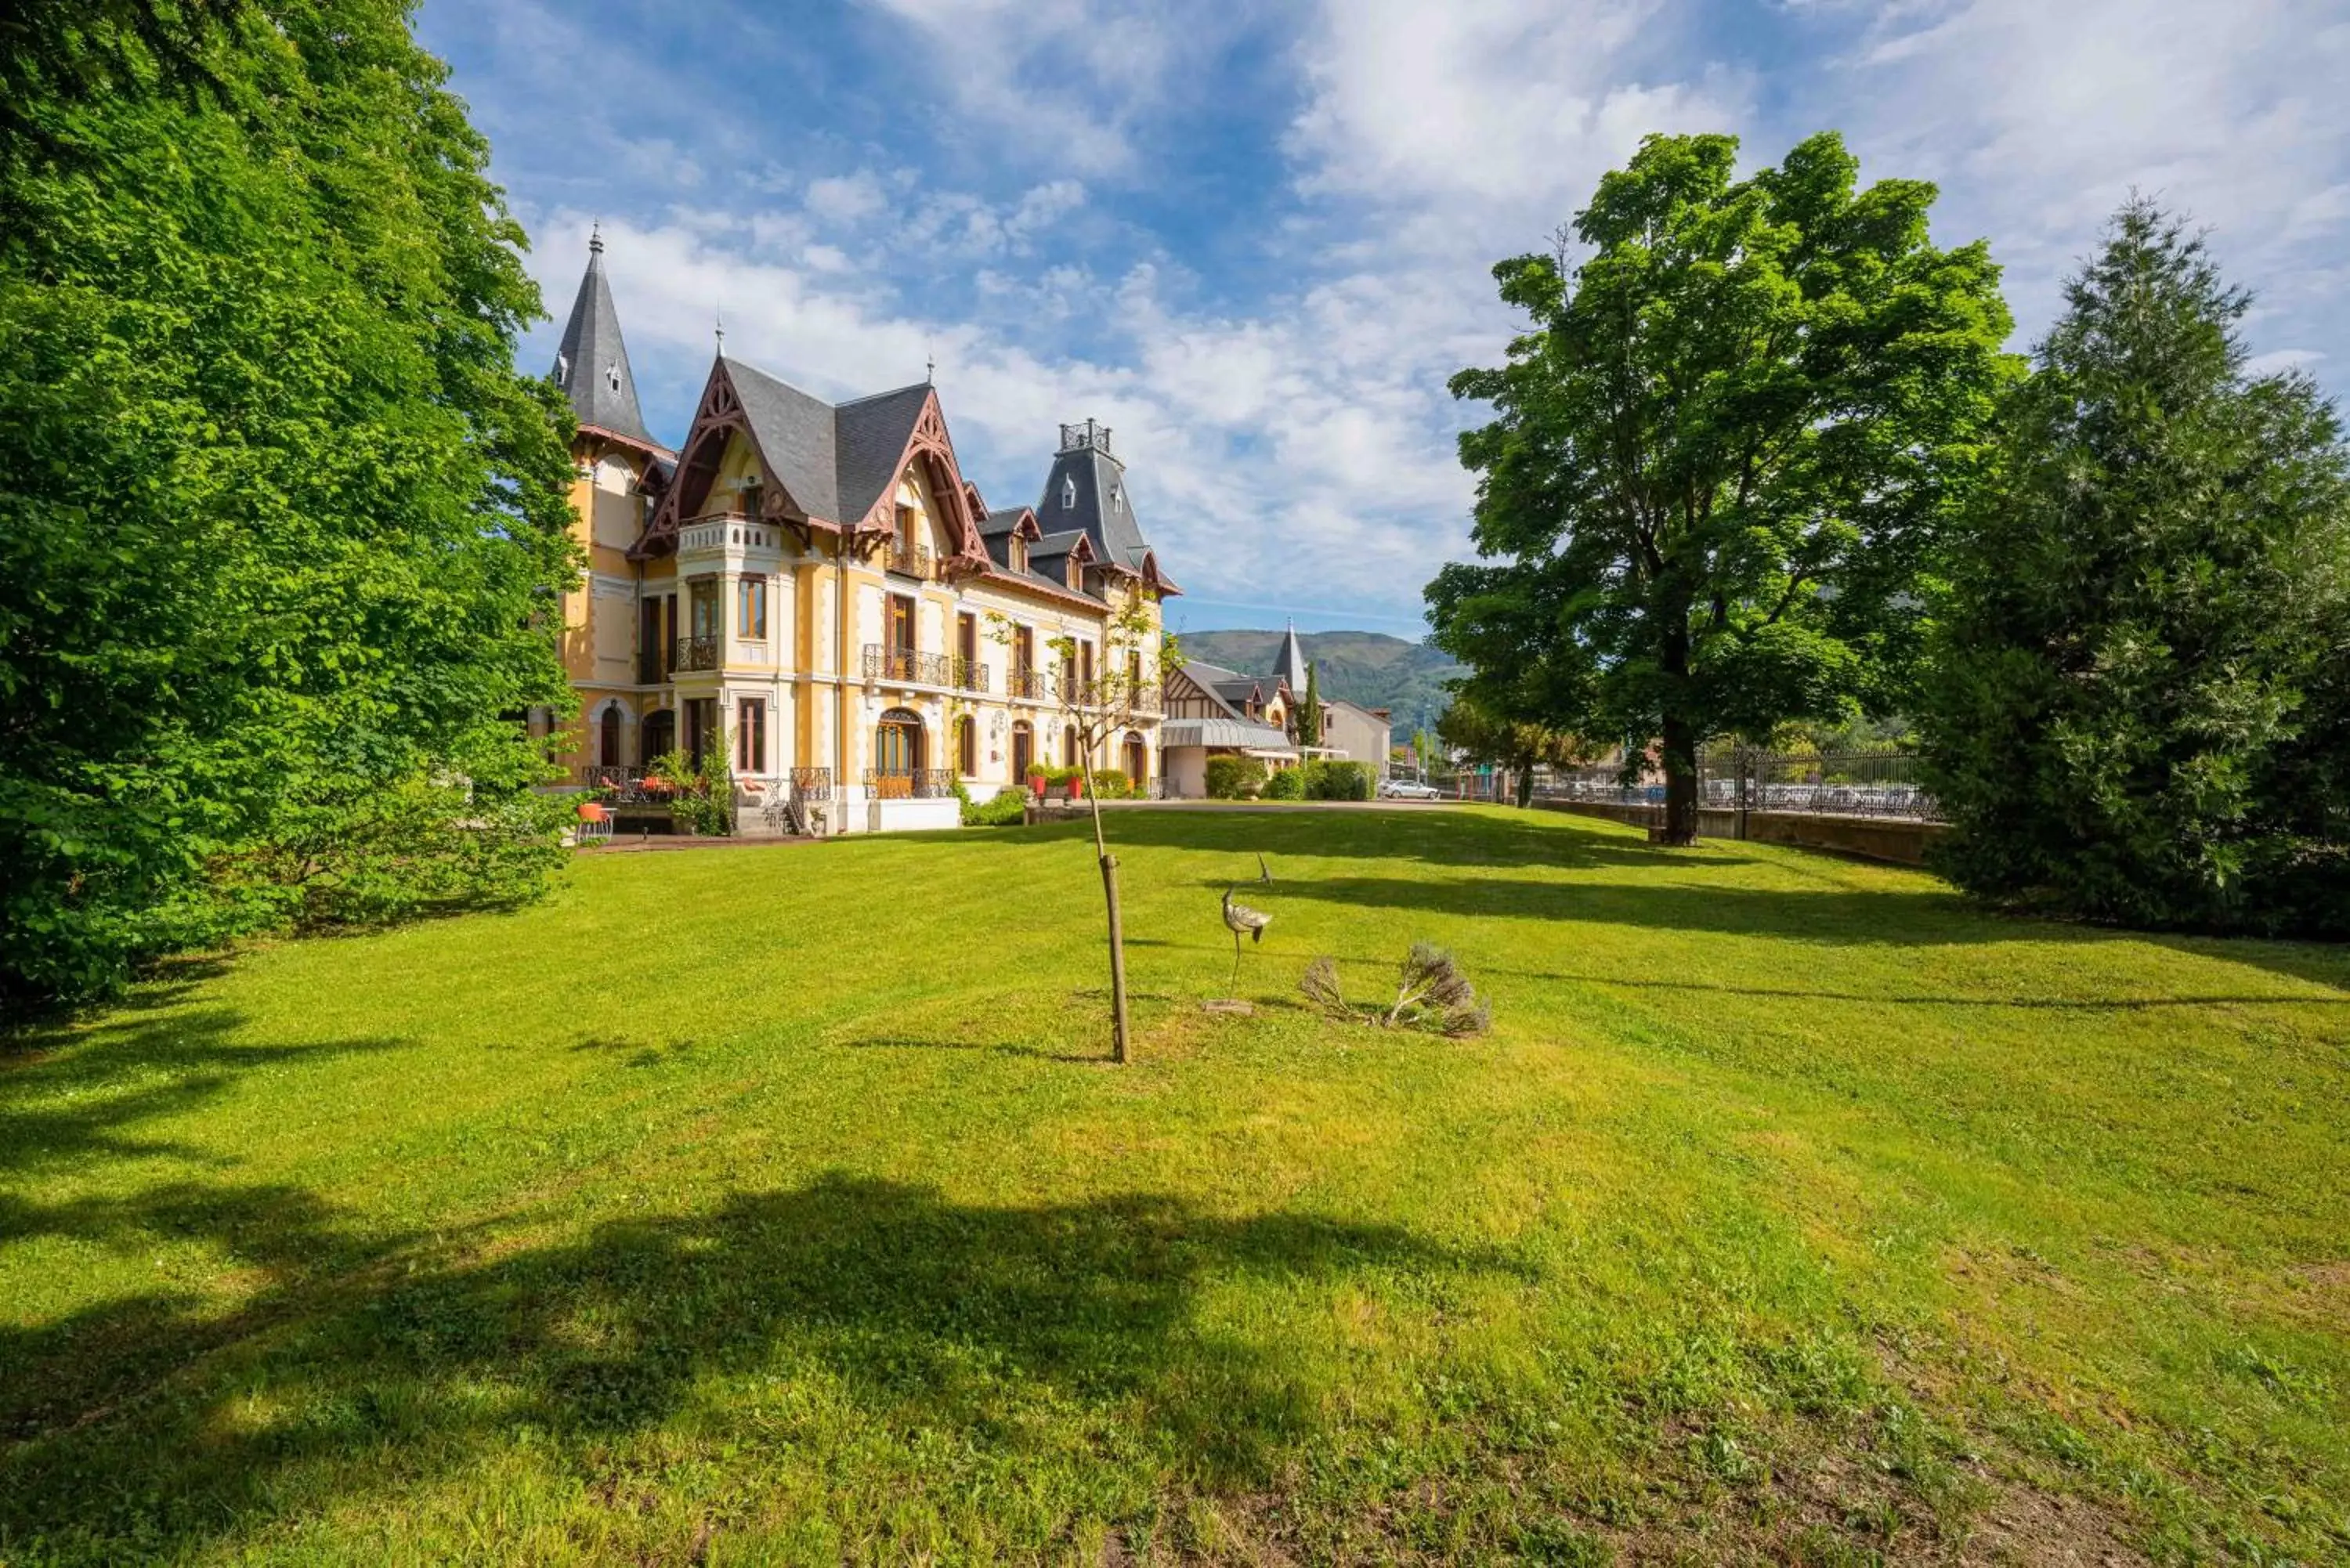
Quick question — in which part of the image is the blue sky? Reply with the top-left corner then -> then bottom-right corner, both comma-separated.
417,0 -> 2350,637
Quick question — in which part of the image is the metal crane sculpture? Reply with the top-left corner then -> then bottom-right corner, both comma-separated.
1221,854 -> 1274,988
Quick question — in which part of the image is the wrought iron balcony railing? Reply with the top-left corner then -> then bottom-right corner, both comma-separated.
673,634 -> 721,673
863,645 -> 953,685
952,657 -> 991,693
885,538 -> 935,580
1005,667 -> 1047,700
788,767 -> 833,801
864,768 -> 956,800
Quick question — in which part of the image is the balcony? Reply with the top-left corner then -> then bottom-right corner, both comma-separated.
787,766 -> 833,801
674,634 -> 721,674
884,538 -> 935,580
1006,667 -> 1047,700
953,657 -> 991,693
863,645 -> 951,685
865,768 -> 957,800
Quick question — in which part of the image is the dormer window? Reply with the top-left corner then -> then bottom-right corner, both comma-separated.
1010,536 -> 1027,572
1109,484 -> 1122,511
605,363 -> 622,393
1062,476 -> 1077,510
1066,557 -> 1080,589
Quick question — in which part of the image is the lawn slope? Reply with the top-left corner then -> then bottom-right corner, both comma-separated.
4,807 -> 2347,1564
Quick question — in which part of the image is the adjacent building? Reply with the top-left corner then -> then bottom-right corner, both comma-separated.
550,236 -> 1178,833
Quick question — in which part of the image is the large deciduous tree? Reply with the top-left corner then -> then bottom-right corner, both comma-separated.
1918,201 -> 2350,935
1,0 -> 579,1009
1428,132 -> 2018,843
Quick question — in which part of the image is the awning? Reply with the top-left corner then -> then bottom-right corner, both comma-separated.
1160,717 -> 1298,753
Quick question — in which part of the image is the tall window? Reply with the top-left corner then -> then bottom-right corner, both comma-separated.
685,697 -> 717,769
895,503 -> 916,547
736,698 -> 766,773
888,594 -> 916,655
689,580 -> 720,638
736,576 -> 767,639
1010,721 -> 1033,779
1063,724 -> 1079,767
874,709 -> 923,797
1014,626 -> 1034,677
598,706 -> 622,768
956,612 -> 977,675
1079,640 -> 1094,695
1123,730 -> 1147,785
956,714 -> 977,776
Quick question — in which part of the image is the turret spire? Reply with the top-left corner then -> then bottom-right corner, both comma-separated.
552,230 -> 653,446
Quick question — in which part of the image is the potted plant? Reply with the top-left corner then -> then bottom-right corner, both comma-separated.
1065,771 -> 1085,801
1029,767 -> 1049,801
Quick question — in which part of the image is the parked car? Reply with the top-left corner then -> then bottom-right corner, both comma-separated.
1380,778 -> 1444,800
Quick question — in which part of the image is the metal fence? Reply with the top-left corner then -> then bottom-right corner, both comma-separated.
1526,748 -> 1940,822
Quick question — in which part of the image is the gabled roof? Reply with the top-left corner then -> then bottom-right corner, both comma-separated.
835,383 -> 938,529
722,356 -> 839,521
553,233 -> 656,449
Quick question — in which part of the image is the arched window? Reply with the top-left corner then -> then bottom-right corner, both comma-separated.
598,705 -> 623,768
874,708 -> 923,798
956,714 -> 977,776
1123,730 -> 1148,786
1010,721 -> 1034,780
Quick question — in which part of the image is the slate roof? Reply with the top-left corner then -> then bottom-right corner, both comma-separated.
1037,426 -> 1155,573
552,236 -> 656,447
718,359 -> 935,529
1275,624 -> 1310,692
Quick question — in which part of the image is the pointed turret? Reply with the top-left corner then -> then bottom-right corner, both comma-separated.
1275,622 -> 1308,693
552,226 -> 654,447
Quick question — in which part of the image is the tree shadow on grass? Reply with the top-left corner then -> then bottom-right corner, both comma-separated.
0,1174 -> 1522,1558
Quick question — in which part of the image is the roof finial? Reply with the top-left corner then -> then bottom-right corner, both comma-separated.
588,218 -> 603,256
714,305 -> 725,356
925,337 -> 935,385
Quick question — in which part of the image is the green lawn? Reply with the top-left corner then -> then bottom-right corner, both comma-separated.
4,807 -> 2348,1566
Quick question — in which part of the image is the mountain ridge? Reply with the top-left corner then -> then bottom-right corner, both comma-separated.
1170,629 -> 1462,739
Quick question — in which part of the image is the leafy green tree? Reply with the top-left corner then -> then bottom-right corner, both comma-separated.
1435,696 -> 1584,808
1919,201 -> 2350,935
0,0 -> 579,1008
1429,131 -> 2018,843
1298,660 -> 1322,747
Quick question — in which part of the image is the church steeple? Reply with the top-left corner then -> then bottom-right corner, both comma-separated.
1275,622 -> 1309,693
551,226 -> 654,447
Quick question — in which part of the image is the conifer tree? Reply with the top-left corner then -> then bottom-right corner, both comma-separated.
1299,661 -> 1322,747
1920,201 -> 2350,934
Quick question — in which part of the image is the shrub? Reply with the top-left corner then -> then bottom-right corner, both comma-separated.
1303,760 -> 1374,800
1263,768 -> 1304,800
1090,768 -> 1131,799
962,788 -> 1028,827
1206,755 -> 1267,799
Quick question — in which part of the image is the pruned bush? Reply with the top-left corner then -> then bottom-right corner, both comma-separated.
1206,755 -> 1267,799
1090,768 -> 1131,799
1264,768 -> 1304,800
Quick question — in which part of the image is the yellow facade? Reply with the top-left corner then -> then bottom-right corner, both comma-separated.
555,423 -> 1166,835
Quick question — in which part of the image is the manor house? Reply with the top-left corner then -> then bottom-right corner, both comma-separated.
548,235 -> 1180,833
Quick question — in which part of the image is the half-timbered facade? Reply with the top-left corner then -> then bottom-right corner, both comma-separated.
550,239 -> 1177,833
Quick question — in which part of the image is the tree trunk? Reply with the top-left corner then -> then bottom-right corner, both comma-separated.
1079,756 -> 1131,1064
1513,764 -> 1534,808
1100,852 -> 1130,1064
1660,714 -> 1700,846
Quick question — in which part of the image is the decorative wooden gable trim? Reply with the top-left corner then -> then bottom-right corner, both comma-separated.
634,363 -> 822,561
859,388 -> 994,577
